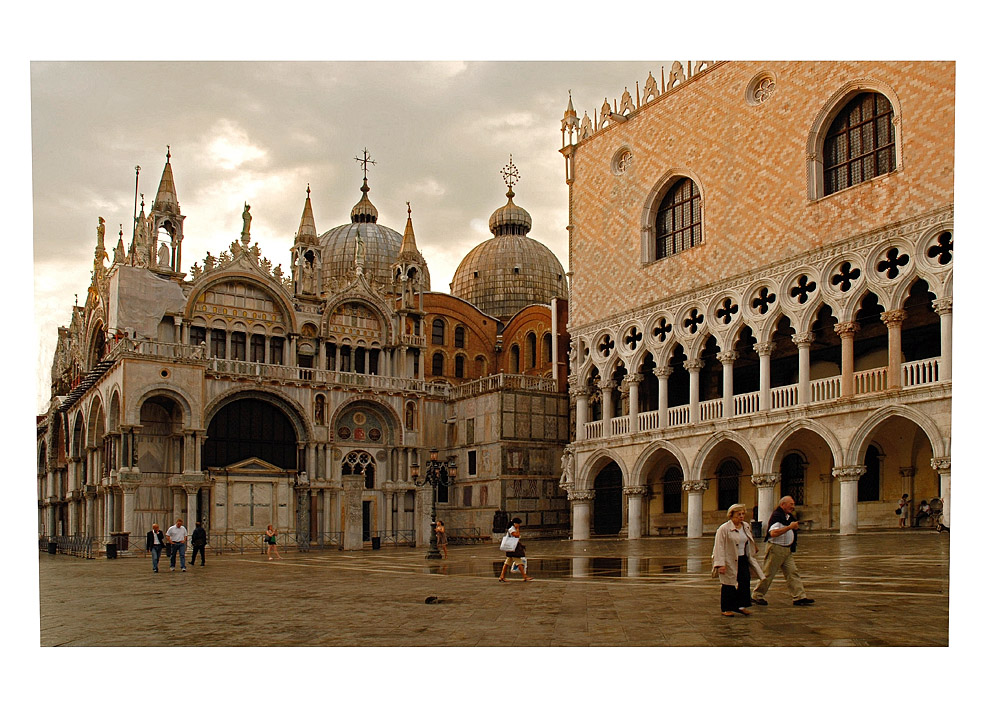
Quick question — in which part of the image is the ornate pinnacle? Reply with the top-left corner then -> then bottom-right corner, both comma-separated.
501,154 -> 520,196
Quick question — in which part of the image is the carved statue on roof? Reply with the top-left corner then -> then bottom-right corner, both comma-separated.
241,203 -> 252,238
643,71 -> 660,104
620,87 -> 635,115
668,61 -> 685,89
158,242 -> 171,268
580,111 -> 593,140
599,98 -> 611,128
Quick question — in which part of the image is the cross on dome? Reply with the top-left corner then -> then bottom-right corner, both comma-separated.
501,154 -> 520,194
355,148 -> 376,181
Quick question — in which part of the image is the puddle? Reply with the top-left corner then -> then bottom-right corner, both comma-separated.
423,556 -> 705,579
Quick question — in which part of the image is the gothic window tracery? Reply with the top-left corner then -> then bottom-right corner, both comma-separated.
432,318 -> 445,346
654,178 -> 702,260
823,92 -> 896,195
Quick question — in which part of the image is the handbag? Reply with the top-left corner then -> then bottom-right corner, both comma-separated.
895,508 -> 902,515
499,533 -> 519,552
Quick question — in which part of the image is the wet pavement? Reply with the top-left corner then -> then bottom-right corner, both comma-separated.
37,531 -> 949,646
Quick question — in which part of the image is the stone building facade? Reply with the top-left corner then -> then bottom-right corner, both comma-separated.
37,152 -> 570,551
557,61 -> 953,538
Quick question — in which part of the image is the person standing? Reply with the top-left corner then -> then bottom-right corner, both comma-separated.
498,518 -> 533,582
897,493 -> 911,528
712,504 -> 764,617
146,523 -> 165,573
751,496 -> 814,606
165,518 -> 188,572
435,520 -> 448,559
190,521 -> 207,567
265,525 -> 282,560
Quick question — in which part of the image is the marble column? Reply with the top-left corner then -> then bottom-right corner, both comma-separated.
624,485 -> 646,538
322,488 -> 332,541
720,350 -> 737,418
122,484 -> 138,539
599,379 -> 615,438
835,321 -> 859,398
755,341 -> 773,411
684,359 -> 704,423
624,373 -> 641,433
85,494 -> 95,537
569,489 -> 595,541
683,479 -> 709,538
834,466 -> 866,535
571,385 -> 589,441
819,473 -> 834,529
881,309 -> 906,390
654,366 -> 671,427
751,473 -> 780,526
186,486 -> 199,527
792,331 -> 813,404
932,298 -> 952,381
932,457 -> 951,526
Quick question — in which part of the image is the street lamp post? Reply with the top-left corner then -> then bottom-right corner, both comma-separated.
412,448 -> 456,559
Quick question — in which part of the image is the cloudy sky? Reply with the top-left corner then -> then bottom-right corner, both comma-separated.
30,59 -> 661,410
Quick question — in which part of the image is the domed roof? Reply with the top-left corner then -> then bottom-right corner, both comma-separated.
318,178 -> 428,291
451,186 -> 567,321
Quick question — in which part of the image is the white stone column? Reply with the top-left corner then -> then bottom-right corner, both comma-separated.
122,485 -> 137,539
569,489 -> 595,541
683,479 -> 709,538
720,351 -> 737,418
819,473 -> 834,529
85,494 -> 95,537
684,359 -> 703,423
835,321 -> 858,398
882,309 -> 906,390
751,473 -> 780,527
600,379 -> 615,437
932,457 -> 951,526
186,486 -> 199,527
624,374 -> 641,433
624,485 -> 646,539
793,332 -> 813,404
933,298 -> 952,381
654,366 -> 671,427
834,466 -> 866,535
572,386 -> 589,441
755,341 -> 773,411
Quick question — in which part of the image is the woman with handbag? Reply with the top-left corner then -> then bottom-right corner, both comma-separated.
711,504 -> 763,617
265,525 -> 282,561
498,518 -> 533,582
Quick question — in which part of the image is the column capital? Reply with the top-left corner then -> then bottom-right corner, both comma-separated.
751,473 -> 780,487
653,366 -> 673,378
719,350 -> 738,364
880,309 -> 907,327
598,379 -> 617,392
792,332 -> 814,347
931,457 -> 951,472
682,359 -> 704,372
623,485 -> 647,496
832,465 -> 866,482
623,373 -> 643,386
567,489 -> 596,502
754,341 -> 775,356
898,466 -> 916,479
682,479 -> 709,493
834,321 -> 860,337
570,385 -> 591,399
931,297 -> 953,315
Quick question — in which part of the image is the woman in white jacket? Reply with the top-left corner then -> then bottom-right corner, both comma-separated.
712,504 -> 764,617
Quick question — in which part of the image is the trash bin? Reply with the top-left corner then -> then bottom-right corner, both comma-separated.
112,532 -> 130,551
47,541 -> 57,555
106,542 -> 118,559
371,536 -> 381,550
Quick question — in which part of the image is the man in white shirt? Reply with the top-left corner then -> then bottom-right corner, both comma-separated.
165,518 -> 189,572
751,496 -> 814,606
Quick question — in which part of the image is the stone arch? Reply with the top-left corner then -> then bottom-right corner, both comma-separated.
323,296 -> 393,343
806,77 -> 904,200
331,396 -> 403,445
633,439 -> 690,486
204,387 -> 309,443
763,418 -> 844,473
845,405 -> 947,466
578,448 -> 629,491
87,395 -> 106,446
128,383 -> 198,429
187,271 -> 297,331
639,168 -> 709,263
691,430 -> 760,480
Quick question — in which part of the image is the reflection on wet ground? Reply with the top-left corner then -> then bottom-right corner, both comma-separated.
424,556 -> 694,579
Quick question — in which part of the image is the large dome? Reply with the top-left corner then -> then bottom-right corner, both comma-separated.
451,188 -> 567,320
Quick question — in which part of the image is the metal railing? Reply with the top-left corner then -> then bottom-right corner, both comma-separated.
449,373 -> 558,400
370,530 -> 416,547
40,535 -> 97,559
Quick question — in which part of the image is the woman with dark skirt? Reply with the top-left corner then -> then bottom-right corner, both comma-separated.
711,503 -> 764,617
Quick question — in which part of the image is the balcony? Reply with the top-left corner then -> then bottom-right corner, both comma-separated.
583,357 -> 944,440
449,373 -> 558,400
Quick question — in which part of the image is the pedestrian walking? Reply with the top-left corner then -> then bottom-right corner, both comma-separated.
190,521 -> 207,566
265,525 -> 281,560
165,518 -> 188,572
712,504 -> 764,617
146,523 -> 165,573
751,496 -> 814,606
498,518 -> 532,582
435,520 -> 448,559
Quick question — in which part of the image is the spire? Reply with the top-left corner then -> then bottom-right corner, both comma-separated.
152,146 -> 179,214
350,149 -> 379,223
397,201 -> 423,263
295,184 -> 318,244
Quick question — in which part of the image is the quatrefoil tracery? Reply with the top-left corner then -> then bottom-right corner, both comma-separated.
597,334 -> 615,357
831,262 -> 861,292
683,308 -> 705,334
623,326 -> 643,351
716,298 -> 739,324
651,317 -> 672,342
927,232 -> 953,265
751,287 -> 776,314
790,274 -> 817,304
876,247 -> 911,280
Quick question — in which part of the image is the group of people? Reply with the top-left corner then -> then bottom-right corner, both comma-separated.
711,496 -> 815,617
145,519 -> 207,573
898,494 -> 936,528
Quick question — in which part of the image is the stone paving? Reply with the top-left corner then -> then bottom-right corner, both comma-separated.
37,530 -> 949,647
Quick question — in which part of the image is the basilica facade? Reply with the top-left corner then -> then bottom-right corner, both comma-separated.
37,152 -> 569,551
557,61 -> 953,538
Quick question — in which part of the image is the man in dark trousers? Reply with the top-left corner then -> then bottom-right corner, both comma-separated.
751,496 -> 815,606
190,521 -> 208,567
146,523 -> 165,573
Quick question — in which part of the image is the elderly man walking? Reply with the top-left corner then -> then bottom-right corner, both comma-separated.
751,496 -> 815,606
165,518 -> 189,572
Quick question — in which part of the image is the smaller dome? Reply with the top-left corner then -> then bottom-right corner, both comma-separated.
489,188 -> 531,236
350,178 -> 378,223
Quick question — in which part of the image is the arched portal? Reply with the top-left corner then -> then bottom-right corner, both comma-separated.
203,398 -> 298,470
593,462 -> 624,535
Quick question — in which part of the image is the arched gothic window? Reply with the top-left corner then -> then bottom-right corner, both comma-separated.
431,352 -> 444,377
431,318 -> 445,346
455,355 -> 465,379
823,92 -> 895,196
655,177 -> 701,260
542,333 -> 552,365
527,332 -> 537,368
511,345 -> 521,373
454,325 -> 465,349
